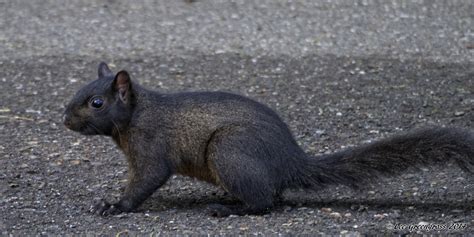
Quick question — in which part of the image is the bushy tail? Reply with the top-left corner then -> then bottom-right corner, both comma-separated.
295,127 -> 474,189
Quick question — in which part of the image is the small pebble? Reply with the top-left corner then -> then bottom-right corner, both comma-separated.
374,213 -> 388,220
321,207 -> 332,213
9,183 -> 19,188
329,212 -> 342,219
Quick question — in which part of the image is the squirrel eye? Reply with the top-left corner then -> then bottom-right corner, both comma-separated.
90,97 -> 104,109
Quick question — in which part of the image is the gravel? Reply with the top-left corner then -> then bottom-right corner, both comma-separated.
1,0 -> 473,235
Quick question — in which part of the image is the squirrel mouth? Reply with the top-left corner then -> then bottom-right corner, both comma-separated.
73,124 -> 100,135
78,127 -> 96,135
80,123 -> 104,135
65,121 -> 101,135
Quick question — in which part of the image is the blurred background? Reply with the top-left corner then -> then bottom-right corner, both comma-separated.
1,0 -> 473,235
2,0 -> 473,62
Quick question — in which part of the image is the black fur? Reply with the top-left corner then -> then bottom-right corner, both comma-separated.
64,63 -> 474,217
293,127 -> 474,189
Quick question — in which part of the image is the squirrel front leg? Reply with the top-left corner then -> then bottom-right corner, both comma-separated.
91,149 -> 172,216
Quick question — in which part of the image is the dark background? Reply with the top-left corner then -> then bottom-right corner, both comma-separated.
1,1 -> 473,235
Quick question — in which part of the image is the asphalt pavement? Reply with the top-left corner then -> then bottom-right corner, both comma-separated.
1,0 -> 473,235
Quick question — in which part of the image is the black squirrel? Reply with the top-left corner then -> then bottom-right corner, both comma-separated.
64,62 -> 474,217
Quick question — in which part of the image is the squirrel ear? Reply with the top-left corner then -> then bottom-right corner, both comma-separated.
98,62 -> 113,78
113,70 -> 131,103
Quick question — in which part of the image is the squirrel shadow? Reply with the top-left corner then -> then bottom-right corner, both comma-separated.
141,193 -> 472,214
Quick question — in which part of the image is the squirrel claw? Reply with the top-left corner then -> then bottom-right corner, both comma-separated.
102,204 -> 122,216
90,199 -> 122,216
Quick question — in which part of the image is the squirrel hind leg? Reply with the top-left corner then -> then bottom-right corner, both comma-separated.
206,132 -> 277,216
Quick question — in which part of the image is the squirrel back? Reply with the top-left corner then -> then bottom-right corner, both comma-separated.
64,62 -> 474,217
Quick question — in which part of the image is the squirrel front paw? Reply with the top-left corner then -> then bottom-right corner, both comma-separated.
90,199 -> 123,216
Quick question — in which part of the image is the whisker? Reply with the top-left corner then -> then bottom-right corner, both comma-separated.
111,119 -> 122,144
87,122 -> 104,135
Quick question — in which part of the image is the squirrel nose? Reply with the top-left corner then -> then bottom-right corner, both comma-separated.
63,114 -> 72,129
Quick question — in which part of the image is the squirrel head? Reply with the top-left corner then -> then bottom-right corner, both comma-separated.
64,62 -> 135,136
